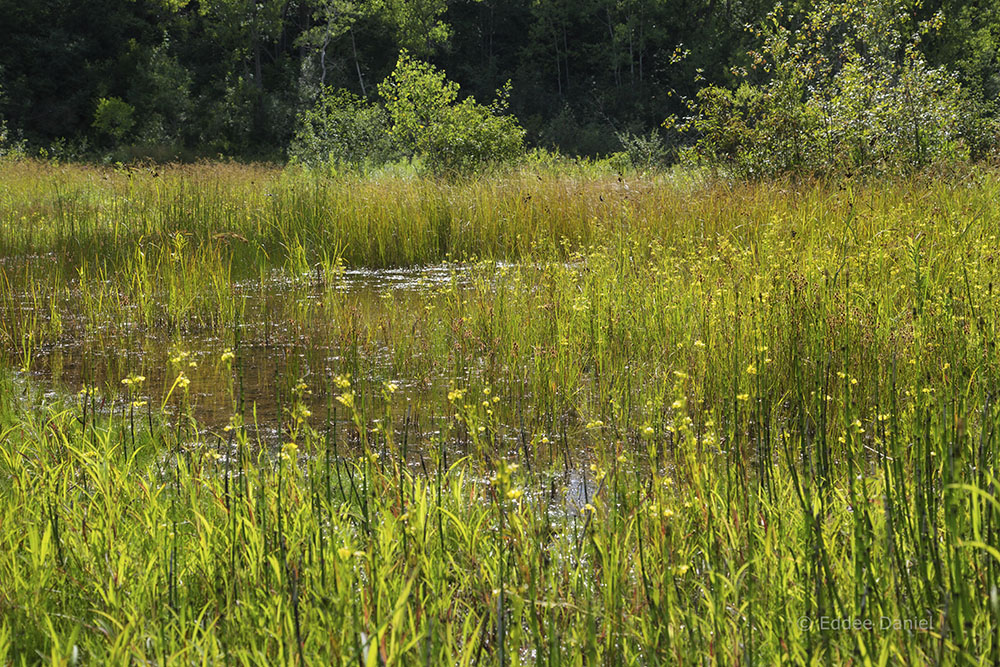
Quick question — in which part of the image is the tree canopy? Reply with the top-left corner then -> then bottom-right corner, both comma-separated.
1,0 -> 998,164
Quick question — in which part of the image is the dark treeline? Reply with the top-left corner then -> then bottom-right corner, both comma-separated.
1,0 -> 998,161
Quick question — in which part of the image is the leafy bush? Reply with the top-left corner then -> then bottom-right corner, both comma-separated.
0,81 -> 5,152
615,129 -> 670,170
535,106 -> 621,157
92,97 -> 136,142
0,120 -> 18,160
125,37 -> 194,150
682,0 -> 994,177
378,51 -> 525,174
290,88 -> 398,168
0,108 -> 7,156
0,82 -> 24,160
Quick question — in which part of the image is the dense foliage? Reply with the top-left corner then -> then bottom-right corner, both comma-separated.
684,0 -> 995,176
378,52 -> 525,174
289,88 -> 398,168
2,0 -> 999,166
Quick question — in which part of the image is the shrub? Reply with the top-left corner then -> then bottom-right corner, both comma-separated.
0,120 -> 22,161
290,88 -> 398,168
682,0 -> 993,177
379,51 -> 525,174
92,97 -> 136,143
615,129 -> 669,170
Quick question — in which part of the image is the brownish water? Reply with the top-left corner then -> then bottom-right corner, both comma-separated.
2,256 -> 618,516
4,260 -> 596,472
9,263 -> 464,421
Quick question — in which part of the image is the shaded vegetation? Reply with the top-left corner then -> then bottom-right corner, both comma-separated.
3,0 -> 1000,164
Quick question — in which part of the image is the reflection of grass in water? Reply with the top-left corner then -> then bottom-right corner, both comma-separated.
1,162 -> 1000,662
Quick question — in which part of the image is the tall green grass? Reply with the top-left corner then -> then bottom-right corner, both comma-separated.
1,160 -> 999,663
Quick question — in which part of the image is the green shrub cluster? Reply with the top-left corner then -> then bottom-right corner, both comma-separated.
92,97 -> 136,144
379,51 -> 526,174
289,88 -> 398,169
291,51 -> 525,175
683,0 -> 995,177
608,129 -> 670,172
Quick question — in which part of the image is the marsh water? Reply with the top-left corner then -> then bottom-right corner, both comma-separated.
9,262 -> 470,426
2,255 -> 604,506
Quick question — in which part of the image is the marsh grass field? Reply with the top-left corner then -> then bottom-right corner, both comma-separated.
1,158 -> 1000,664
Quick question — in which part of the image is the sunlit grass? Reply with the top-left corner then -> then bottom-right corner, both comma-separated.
1,159 -> 999,663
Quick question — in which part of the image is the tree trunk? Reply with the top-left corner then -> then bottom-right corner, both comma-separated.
351,28 -> 366,97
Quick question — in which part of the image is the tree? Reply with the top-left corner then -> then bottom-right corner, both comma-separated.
913,0 -> 1000,106
0,0 -> 151,143
123,36 -> 194,148
379,51 -> 525,173
296,0 -> 370,93
289,87 -> 397,166
376,0 -> 453,56
92,97 -> 135,143
683,0 -> 989,176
